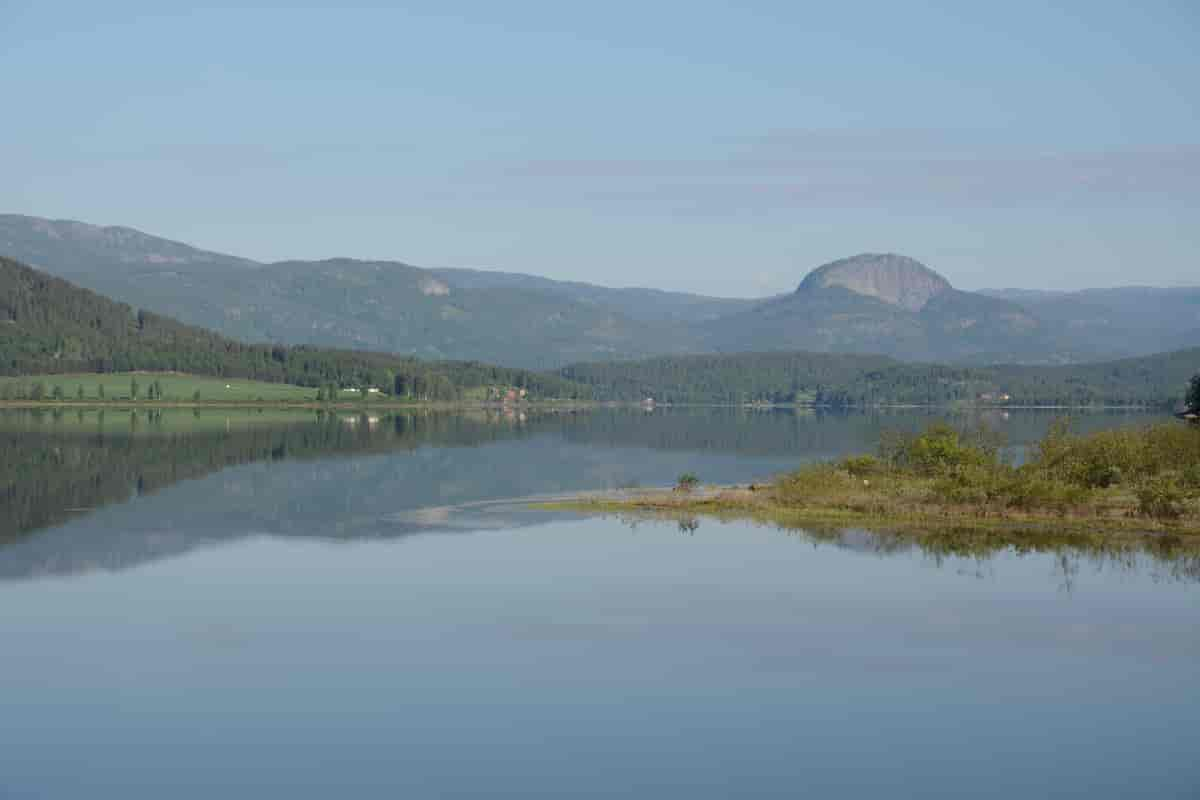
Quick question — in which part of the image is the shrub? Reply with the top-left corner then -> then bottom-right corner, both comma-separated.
1033,420 -> 1139,486
841,455 -> 884,477
1181,463 -> 1200,490
880,423 -> 996,476
774,464 -> 856,505
927,462 -> 1011,505
1135,475 -> 1189,520
1002,471 -> 1090,514
675,472 -> 700,492
1032,421 -> 1200,488
931,475 -> 990,506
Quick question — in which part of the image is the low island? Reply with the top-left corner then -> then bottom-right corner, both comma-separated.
541,420 -> 1200,550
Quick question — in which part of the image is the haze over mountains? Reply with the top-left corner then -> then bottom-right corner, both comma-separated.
3,214 -> 1196,369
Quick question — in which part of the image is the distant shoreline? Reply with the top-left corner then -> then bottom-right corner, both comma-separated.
0,400 -> 596,411
0,400 -> 1171,412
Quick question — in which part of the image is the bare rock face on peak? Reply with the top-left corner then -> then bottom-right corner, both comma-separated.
698,252 -> 1077,363
797,253 -> 951,312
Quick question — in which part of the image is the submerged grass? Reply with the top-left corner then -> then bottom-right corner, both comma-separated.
539,419 -> 1200,548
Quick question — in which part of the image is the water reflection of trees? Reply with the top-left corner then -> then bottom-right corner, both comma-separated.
2,406 -> 1187,584
0,408 -> 551,542
0,406 -> 933,541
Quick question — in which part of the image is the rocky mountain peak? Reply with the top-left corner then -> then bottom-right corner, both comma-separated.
797,253 -> 952,312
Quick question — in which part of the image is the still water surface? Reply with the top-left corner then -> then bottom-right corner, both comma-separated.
1,408 -> 1196,797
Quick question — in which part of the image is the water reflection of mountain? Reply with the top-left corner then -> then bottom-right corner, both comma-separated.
0,407 -> 1167,581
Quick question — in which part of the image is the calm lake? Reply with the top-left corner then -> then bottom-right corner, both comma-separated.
1,407 -> 1196,798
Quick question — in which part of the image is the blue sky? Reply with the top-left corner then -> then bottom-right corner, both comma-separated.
3,1 -> 1197,296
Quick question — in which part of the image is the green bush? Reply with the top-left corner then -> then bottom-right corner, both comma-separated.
774,464 -> 857,504
840,455 -> 884,477
1035,421 -> 1139,487
930,473 -> 991,505
1002,471 -> 1090,513
675,472 -> 700,492
1134,474 -> 1194,520
1032,420 -> 1200,489
1181,463 -> 1200,490
880,424 -> 996,476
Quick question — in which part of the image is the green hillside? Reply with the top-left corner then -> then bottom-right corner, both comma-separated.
0,255 -> 591,401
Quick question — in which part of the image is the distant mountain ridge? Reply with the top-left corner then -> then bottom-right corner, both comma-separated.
2,213 -> 1195,368
979,285 -> 1200,359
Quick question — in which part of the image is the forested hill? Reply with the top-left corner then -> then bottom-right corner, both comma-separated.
561,352 -> 901,405
560,349 -> 1200,408
0,255 -> 590,400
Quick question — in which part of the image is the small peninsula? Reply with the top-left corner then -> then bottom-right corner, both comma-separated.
542,420 -> 1200,546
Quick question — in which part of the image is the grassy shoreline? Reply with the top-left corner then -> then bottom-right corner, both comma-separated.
0,398 -> 1174,412
537,420 -> 1200,546
0,399 -> 596,410
0,371 -> 1181,411
539,487 -> 1200,541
